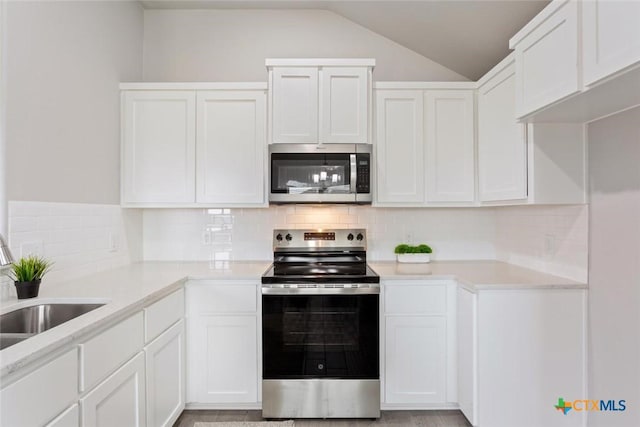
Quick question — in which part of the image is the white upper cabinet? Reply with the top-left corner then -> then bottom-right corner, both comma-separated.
196,90 -> 267,206
122,91 -> 196,204
582,0 -> 640,86
120,83 -> 267,207
510,0 -> 581,118
267,59 -> 374,144
271,67 -> 319,143
509,0 -> 640,122
424,90 -> 475,203
476,54 -> 586,205
375,90 -> 425,204
374,83 -> 476,207
321,67 -> 369,144
477,56 -> 527,202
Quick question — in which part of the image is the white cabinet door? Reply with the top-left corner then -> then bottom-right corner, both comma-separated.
189,315 -> 258,404
424,90 -> 475,203
196,90 -> 266,205
321,67 -> 369,144
145,320 -> 185,427
375,90 -> 424,204
477,290 -> 585,427
1,348 -> 78,427
122,91 -> 196,204
81,352 -> 146,427
271,68 -> 318,143
513,0 -> 580,117
46,404 -> 79,427
477,63 -> 527,202
583,0 -> 640,86
384,316 -> 446,404
457,287 -> 477,427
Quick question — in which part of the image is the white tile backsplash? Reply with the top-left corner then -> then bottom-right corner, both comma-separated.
2,201 -> 588,300
142,206 -> 498,262
2,201 -> 142,300
494,205 -> 588,282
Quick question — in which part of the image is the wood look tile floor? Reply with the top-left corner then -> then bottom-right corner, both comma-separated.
174,410 -> 472,427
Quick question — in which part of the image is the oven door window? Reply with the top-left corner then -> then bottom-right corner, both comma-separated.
271,153 -> 352,195
262,295 -> 379,379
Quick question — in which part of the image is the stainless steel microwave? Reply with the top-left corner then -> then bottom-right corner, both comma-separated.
269,144 -> 372,204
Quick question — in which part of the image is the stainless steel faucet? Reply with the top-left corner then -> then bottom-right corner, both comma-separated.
0,234 -> 14,267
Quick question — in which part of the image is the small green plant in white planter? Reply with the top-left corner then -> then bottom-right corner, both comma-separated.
394,244 -> 433,263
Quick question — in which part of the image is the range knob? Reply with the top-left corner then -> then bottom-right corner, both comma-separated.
285,233 -> 293,242
356,233 -> 364,241
276,233 -> 283,242
347,233 -> 354,241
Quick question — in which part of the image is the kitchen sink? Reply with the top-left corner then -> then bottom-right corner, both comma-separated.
0,303 -> 105,350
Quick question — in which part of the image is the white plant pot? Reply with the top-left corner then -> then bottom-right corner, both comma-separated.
396,253 -> 431,263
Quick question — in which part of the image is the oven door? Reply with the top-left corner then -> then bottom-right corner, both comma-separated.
269,144 -> 372,204
262,291 -> 379,380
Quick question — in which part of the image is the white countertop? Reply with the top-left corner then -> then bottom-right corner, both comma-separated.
0,261 -> 270,378
0,259 -> 585,378
369,260 -> 586,291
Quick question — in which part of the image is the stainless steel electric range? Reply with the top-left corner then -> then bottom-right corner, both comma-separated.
261,229 -> 380,419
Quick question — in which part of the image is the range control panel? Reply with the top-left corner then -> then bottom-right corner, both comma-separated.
273,229 -> 367,250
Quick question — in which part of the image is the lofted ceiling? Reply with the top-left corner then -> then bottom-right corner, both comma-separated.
140,0 -> 550,80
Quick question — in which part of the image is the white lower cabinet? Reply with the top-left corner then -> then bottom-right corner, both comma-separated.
382,280 -> 456,408
186,281 -> 260,407
385,316 -> 446,404
456,287 -> 477,426
46,404 -> 79,427
189,315 -> 258,404
457,286 -> 586,427
0,288 -> 186,427
145,319 -> 186,427
0,348 -> 79,427
81,352 -> 147,427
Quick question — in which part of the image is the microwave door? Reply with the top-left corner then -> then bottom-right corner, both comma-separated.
268,144 -> 371,204
270,152 -> 357,203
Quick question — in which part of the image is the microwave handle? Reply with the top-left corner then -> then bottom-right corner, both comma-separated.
350,154 -> 357,193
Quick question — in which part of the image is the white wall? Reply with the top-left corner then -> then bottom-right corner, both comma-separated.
142,9 -> 468,82
5,1 -> 144,204
1,201 -> 142,301
495,205 -> 588,282
142,206 -> 496,262
588,107 -> 640,427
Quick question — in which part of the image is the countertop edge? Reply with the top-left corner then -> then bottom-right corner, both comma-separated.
0,278 -> 187,379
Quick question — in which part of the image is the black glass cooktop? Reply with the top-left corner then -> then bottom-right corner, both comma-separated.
261,263 -> 380,284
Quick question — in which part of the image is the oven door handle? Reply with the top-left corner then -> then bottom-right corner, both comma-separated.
262,285 -> 380,295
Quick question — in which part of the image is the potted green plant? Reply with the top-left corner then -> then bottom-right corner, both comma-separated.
6,255 -> 53,299
394,244 -> 433,263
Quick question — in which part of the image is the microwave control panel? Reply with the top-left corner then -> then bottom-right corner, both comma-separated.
356,154 -> 370,194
